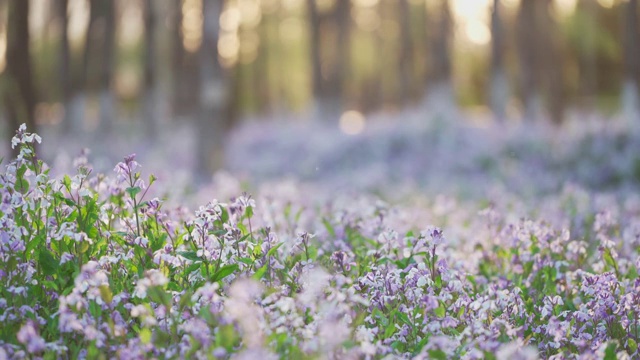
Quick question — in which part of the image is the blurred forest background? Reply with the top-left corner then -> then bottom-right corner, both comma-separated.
0,0 -> 639,176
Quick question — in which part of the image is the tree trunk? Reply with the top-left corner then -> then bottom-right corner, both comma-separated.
98,0 -> 116,134
579,0 -> 597,108
540,0 -> 564,124
196,0 -> 227,179
623,0 -> 639,125
490,0 -> 508,122
425,0 -> 454,119
4,0 -> 37,157
516,0 -> 541,122
332,0 -> 350,113
307,0 -> 323,119
398,0 -> 414,104
307,0 -> 350,122
57,0 -> 72,133
143,0 -> 158,138
68,0 -> 97,135
171,0 -> 185,119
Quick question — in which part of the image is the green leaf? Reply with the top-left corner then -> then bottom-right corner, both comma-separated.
126,186 -> 142,198
212,264 -> 239,282
134,201 -> 149,211
384,322 -> 396,338
253,245 -> 263,257
322,218 -> 336,238
147,287 -> 172,308
178,251 -> 202,262
266,242 -> 284,257
237,257 -> 254,266
603,250 -> 619,273
39,249 -> 59,274
139,328 -> 152,344
43,280 -> 59,291
308,245 -> 318,260
62,175 -> 72,190
603,342 -> 617,360
629,338 -> 638,354
434,305 -> 445,318
216,324 -> 238,352
79,241 -> 90,254
428,350 -> 447,360
99,285 -> 113,304
183,263 -> 201,278
220,208 -> 229,223
15,165 -> 29,193
252,265 -> 268,280
25,234 -> 45,257
390,340 -> 406,352
396,312 -> 412,327
373,308 -> 389,327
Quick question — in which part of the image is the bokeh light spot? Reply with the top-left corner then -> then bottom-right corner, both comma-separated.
340,111 -> 366,135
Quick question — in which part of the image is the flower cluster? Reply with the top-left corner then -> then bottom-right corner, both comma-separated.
1,126 -> 640,359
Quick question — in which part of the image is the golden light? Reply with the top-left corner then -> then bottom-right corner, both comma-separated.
279,17 -> 305,43
220,8 -> 241,32
261,0 -> 279,14
0,32 -> 6,73
452,0 -> 491,25
352,7 -> 381,32
451,0 -> 491,45
218,32 -> 240,60
339,111 -> 366,135
238,0 -> 262,27
354,0 -> 379,8
597,0 -> 615,8
30,0 -> 48,36
281,0 -> 305,12
465,20 -> 491,45
119,2 -> 144,47
239,31 -> 260,64
68,0 -> 90,46
380,19 -> 399,40
316,0 -> 337,14
555,0 -> 577,16
115,67 -> 141,99
501,0 -> 519,10
183,0 -> 203,53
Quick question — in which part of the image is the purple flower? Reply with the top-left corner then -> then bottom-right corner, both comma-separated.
16,321 -> 46,354
114,154 -> 140,183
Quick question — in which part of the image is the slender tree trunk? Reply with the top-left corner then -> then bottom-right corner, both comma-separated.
307,0 -> 323,119
57,0 -> 72,133
98,0 -> 116,134
332,0 -> 350,114
516,0 -> 541,122
490,0 -> 508,122
418,0 -> 428,100
398,0 -> 414,104
196,0 -> 227,179
68,0 -> 98,134
579,0 -> 597,108
260,6 -> 281,116
171,0 -> 185,119
623,0 -> 639,124
431,0 -> 452,85
254,16 -> 271,115
540,0 -> 564,124
425,0 -> 454,119
143,0 -> 158,138
4,0 -> 37,157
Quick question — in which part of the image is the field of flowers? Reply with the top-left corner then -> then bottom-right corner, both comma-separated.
2,120 -> 640,359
